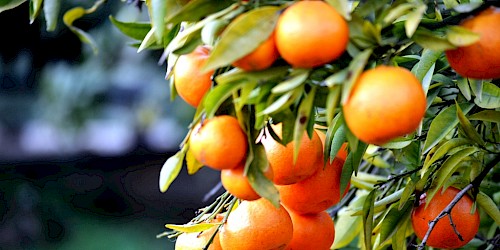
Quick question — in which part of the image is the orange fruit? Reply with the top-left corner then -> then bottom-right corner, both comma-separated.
190,115 -> 247,170
275,1 -> 349,68
175,215 -> 223,250
277,157 -> 348,215
343,65 -> 426,145
219,198 -> 293,250
261,123 -> 323,185
316,128 -> 348,161
445,6 -> 500,79
411,186 -> 480,249
233,32 -> 279,71
173,45 -> 214,107
285,209 -> 335,250
221,163 -> 273,201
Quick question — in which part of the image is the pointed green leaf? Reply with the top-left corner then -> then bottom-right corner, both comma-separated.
43,0 -> 60,31
412,28 -> 456,51
324,68 -> 349,88
0,0 -> 27,13
261,87 -> 303,115
247,144 -> 280,207
159,150 -> 186,192
411,49 -> 441,92
423,138 -> 471,170
457,77 -> 472,100
151,0 -> 166,42
341,49 -> 372,104
203,6 -> 281,72
203,80 -> 246,118
405,4 -> 427,38
456,102 -> 485,146
332,191 -> 367,249
446,25 -> 480,47
341,140 -> 368,194
29,0 -> 43,24
474,82 -> 500,109
476,191 -> 500,226
380,137 -> 413,149
328,125 -> 347,164
378,202 -> 412,245
109,16 -> 152,40
382,3 -> 413,26
423,102 -> 474,153
391,212 -> 411,250
325,0 -> 351,20
165,222 -> 218,233
469,79 -> 483,101
138,28 -> 158,52
166,0 -> 234,25
399,179 -> 416,210
362,190 -> 376,250
325,113 -> 344,163
272,69 -> 309,94
469,110 -> 500,123
326,85 -> 342,125
293,87 -> 316,163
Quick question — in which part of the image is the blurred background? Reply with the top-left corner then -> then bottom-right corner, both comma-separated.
0,1 -> 223,249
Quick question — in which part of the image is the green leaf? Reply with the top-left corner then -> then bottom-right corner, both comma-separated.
109,16 -> 151,41
272,69 -> 309,94
469,79 -> 483,100
159,150 -> 186,193
63,1 -> 105,55
341,49 -> 372,104
261,87 -> 303,115
391,212 -> 411,250
43,0 -> 60,31
165,222 -> 218,233
328,124 -> 347,164
325,0 -> 351,20
203,6 -> 281,72
186,146 -> 203,175
399,179 -> 416,210
138,28 -> 158,52
166,0 -> 233,26
412,28 -> 456,51
341,140 -> 368,195
423,138 -> 471,171
29,0 -> 43,24
456,102 -> 485,146
426,146 -> 479,206
0,0 -> 27,13
405,4 -> 427,38
446,25 -> 480,47
476,191 -> 500,226
293,87 -> 316,163
378,202 -> 412,245
326,85 -> 342,124
331,191 -> 366,249
422,102 -> 474,154
411,49 -> 441,94
247,144 -> 280,207
151,0 -> 166,42
324,68 -> 348,88
380,137 -> 413,149
382,3 -> 413,26
201,19 -> 228,46
474,82 -> 500,109
362,190 -> 376,250
469,110 -> 500,123
203,80 -> 246,118
457,78 -> 472,101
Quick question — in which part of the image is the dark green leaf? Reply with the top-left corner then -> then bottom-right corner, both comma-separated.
151,0 -> 167,42
457,102 -> 485,146
109,16 -> 152,41
423,138 -> 471,170
29,0 -> 43,24
43,0 -> 60,31
474,82 -> 500,109
203,80 -> 246,118
412,28 -> 456,51
341,140 -> 368,195
411,49 -> 441,93
469,79 -> 483,101
0,0 -> 26,13
469,110 -> 500,123
378,202 -> 412,245
159,150 -> 186,192
203,6 -> 281,72
362,190 -> 376,250
341,49 -> 372,104
391,210 -> 411,250
166,0 -> 233,25
247,144 -> 280,207
476,191 -> 500,226
423,102 -> 474,153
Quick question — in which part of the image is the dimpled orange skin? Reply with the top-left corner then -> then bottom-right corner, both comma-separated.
219,199 -> 293,250
275,1 -> 349,68
189,115 -> 248,170
343,66 -> 426,145
278,157 -> 348,215
445,7 -> 500,79
261,124 -> 323,185
411,187 -> 480,249
233,33 -> 280,71
173,46 -> 214,107
220,163 -> 273,201
284,210 -> 335,250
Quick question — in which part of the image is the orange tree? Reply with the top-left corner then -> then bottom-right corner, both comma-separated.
5,0 -> 500,249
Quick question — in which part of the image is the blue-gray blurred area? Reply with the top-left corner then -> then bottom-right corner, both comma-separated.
0,2 -> 222,249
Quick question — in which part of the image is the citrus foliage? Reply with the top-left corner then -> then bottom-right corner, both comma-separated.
5,0 -> 500,249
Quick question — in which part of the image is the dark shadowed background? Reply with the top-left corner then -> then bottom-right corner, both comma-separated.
0,1 -> 223,249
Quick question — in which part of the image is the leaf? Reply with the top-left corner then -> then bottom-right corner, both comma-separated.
474,82 -> 500,109
405,4 -> 427,38
261,87 -> 303,115
341,49 -> 372,104
186,146 -> 203,175
165,222 -> 218,233
43,0 -> 60,31
201,19 -> 228,46
109,16 -> 152,41
138,28 -> 158,52
271,69 -> 309,94
457,78 -> 471,101
29,0 -> 43,24
341,140 -> 368,195
469,110 -> 500,123
446,25 -> 480,47
456,102 -> 485,146
331,191 -> 366,249
378,202 -> 412,245
328,124 -> 347,164
326,85 -> 342,124
411,49 -> 441,92
391,213 -> 411,250
151,0 -> 166,42
425,146 -> 479,207
380,137 -> 413,149
203,80 -> 246,118
412,28 -> 456,51
325,0 -> 351,20
0,0 -> 26,13
203,6 -> 281,72
476,191 -> 500,226
362,190 -> 376,250
63,1 -> 105,55
423,137 -> 471,171
292,87 -> 316,163
166,0 -> 233,26
399,179 -> 416,210
159,150 -> 186,193
324,68 -> 348,88
247,144 -> 280,207
422,102 -> 474,154
382,3 -> 413,26
469,79 -> 483,101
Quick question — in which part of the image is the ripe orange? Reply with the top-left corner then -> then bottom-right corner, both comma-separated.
260,123 -> 323,185
233,32 -> 279,71
411,186 -> 480,249
173,45 -> 214,107
175,215 -> 223,250
343,66 -> 426,145
277,157 -> 348,215
219,198 -> 293,250
445,6 -> 500,79
316,128 -> 348,161
275,1 -> 349,68
190,115 -> 247,170
221,163 -> 273,201
285,209 -> 335,250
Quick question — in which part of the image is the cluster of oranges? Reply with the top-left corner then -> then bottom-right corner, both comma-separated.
170,1 -> 498,249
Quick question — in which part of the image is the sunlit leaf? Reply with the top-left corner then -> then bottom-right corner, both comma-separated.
165,222 -> 218,233
446,25 -> 480,47
166,0 -> 233,25
159,150 -> 186,193
325,0 -> 351,20
391,213 -> 411,250
477,191 -> 500,226
272,69 -> 309,94
405,4 -> 427,38
469,110 -> 500,123
261,87 -> 303,115
43,0 -> 60,31
203,80 -> 246,118
381,137 -> 413,149
412,28 -> 456,51
150,0 -> 167,42
0,0 -> 26,13
186,146 -> 204,175
411,49 -> 441,94
474,82 -> 500,109
422,102 -> 474,154
331,191 -> 367,249
399,179 -> 416,210
383,3 -> 413,26
423,138 -> 471,171
29,0 -> 43,24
